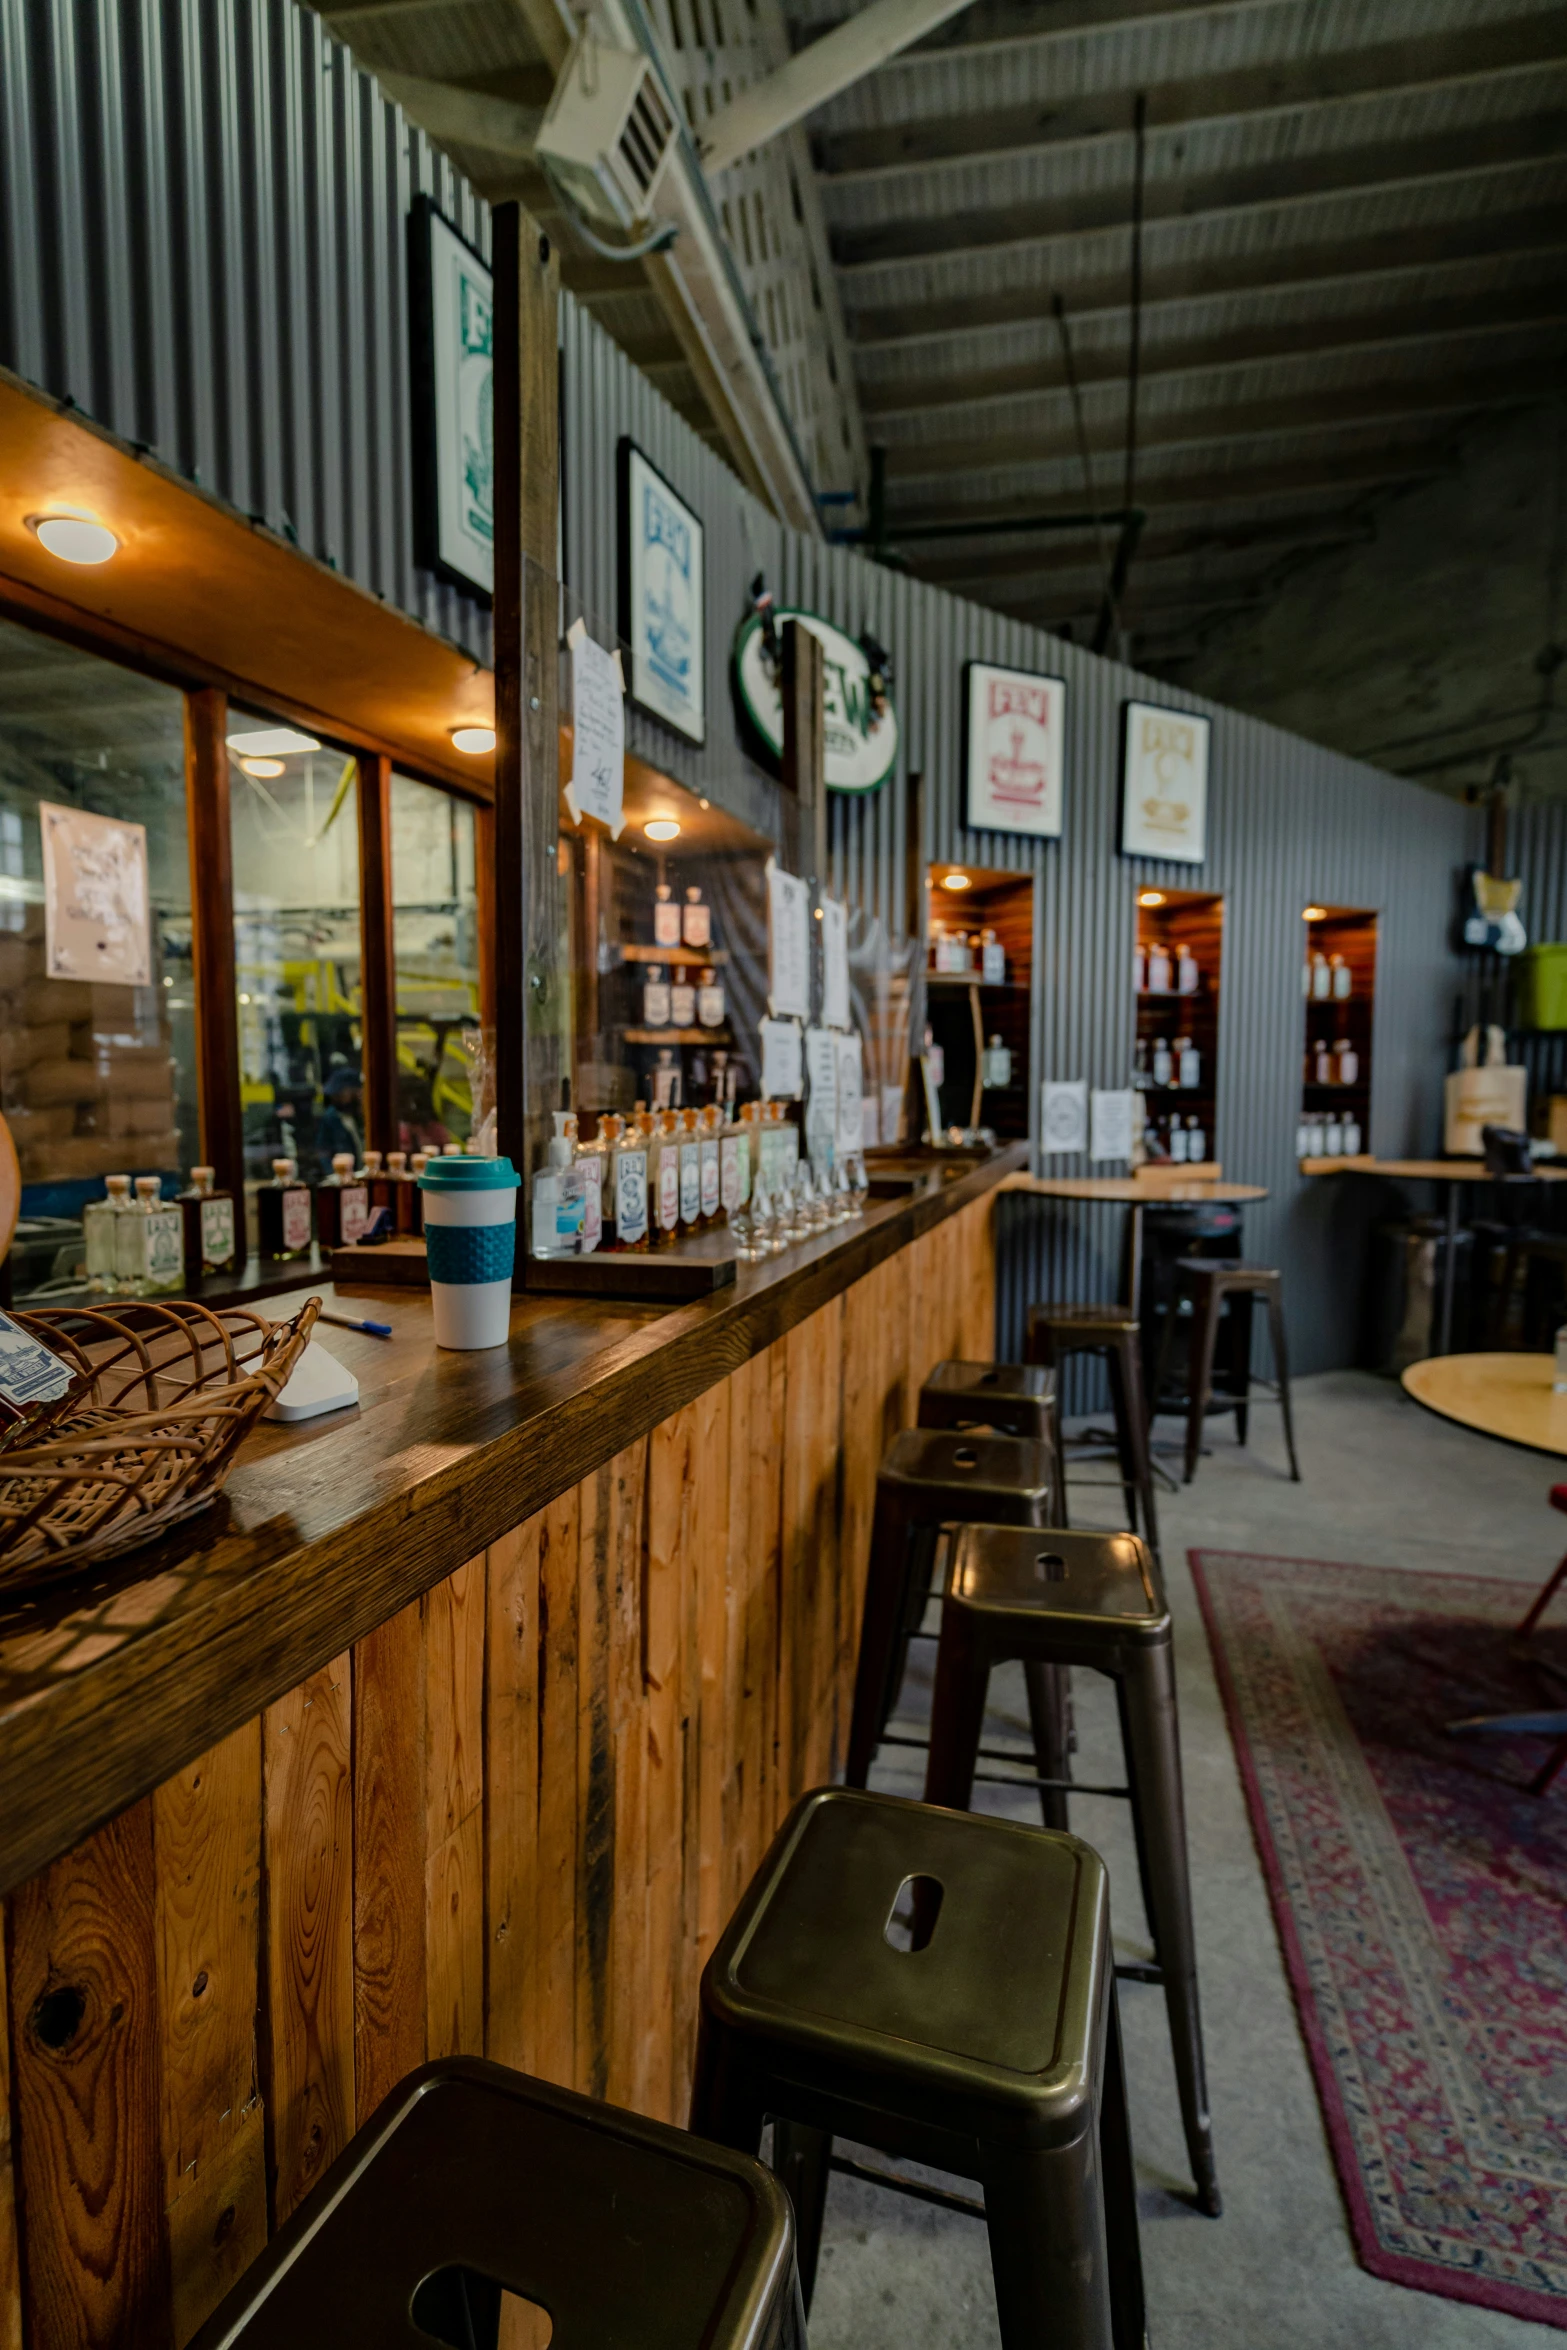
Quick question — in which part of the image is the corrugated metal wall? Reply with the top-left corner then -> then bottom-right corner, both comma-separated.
0,0 -> 491,664
562,292 -> 1479,1375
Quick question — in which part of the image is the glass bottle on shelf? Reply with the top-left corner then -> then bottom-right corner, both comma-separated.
1134,943 -> 1146,993
981,928 -> 1006,984
257,1157 -> 313,1262
1331,954 -> 1352,1000
360,1148 -> 393,1220
1311,951 -> 1331,1000
678,1107 -> 702,1229
1343,1115 -> 1363,1156
316,1152 -> 369,1249
1133,1037 -> 1150,1090
643,965 -> 671,1027
409,1152 -> 429,1233
536,1112 -> 584,1259
1147,939 -> 1172,993
981,1035 -> 1012,1088
616,1114 -> 651,1251
1335,1037 -> 1358,1085
682,885 -> 711,949
385,1150 -> 418,1236
652,1049 -> 682,1110
118,1176 -> 185,1296
1151,1036 -> 1173,1087
576,1122 -> 604,1256
651,1110 -> 681,1247
653,881 -> 681,948
85,1174 -> 132,1293
1302,953 -> 1313,998
1186,1115 -> 1206,1163
669,965 -> 696,1028
1177,1035 -> 1201,1089
1325,1115 -> 1344,1156
597,1113 -> 626,1247
179,1166 -> 237,1282
1315,1041 -> 1335,1085
698,966 -> 725,1028
699,1103 -> 722,1223
1176,942 -> 1199,994
1170,1120 -> 1189,1164
720,1106 -> 749,1222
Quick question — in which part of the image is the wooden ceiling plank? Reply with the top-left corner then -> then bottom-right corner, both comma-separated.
816,11 -> 1567,178
846,204 -> 1567,346
831,110 -> 1567,271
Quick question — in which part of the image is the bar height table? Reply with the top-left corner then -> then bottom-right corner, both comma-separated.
1001,1173 -> 1270,1316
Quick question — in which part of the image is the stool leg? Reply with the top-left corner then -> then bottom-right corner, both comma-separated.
1117,1644 -> 1220,2216
1184,1288 -> 1221,1484
1099,1982 -> 1151,2350
982,2129 -> 1115,2350
924,1608 -> 991,1812
1265,1285 -> 1301,1482
1024,1660 -> 1072,1832
1228,1290 -> 1255,1447
845,1490 -> 915,1786
1051,1385 -> 1071,1529
772,2120 -> 833,2311
1519,1547 -> 1567,1640
1107,1337 -> 1161,1562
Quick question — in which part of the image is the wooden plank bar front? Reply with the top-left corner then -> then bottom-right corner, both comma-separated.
0,1162 -> 1004,2350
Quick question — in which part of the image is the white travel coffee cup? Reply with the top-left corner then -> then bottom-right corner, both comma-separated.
418,1155 -> 520,1349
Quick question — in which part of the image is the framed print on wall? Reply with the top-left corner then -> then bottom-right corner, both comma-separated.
1120,699 -> 1210,864
408,196 -> 494,599
618,440 -> 706,746
964,660 -> 1066,837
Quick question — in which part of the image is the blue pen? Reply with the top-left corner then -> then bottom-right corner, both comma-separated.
318,1310 -> 394,1339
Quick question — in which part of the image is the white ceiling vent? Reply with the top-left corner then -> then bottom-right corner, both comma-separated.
536,36 -> 680,231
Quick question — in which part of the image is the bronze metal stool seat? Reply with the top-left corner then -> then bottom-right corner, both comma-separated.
1154,1259 -> 1300,1484
1025,1304 -> 1160,1553
843,1426 -> 1063,1822
691,1786 -> 1148,2350
190,2056 -> 804,2349
925,1523 -> 1220,2218
918,1357 -> 1058,1444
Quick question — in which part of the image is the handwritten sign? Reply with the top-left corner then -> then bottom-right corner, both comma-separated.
1090,1088 -> 1134,1163
41,802 -> 151,986
766,860 -> 811,1020
564,617 -> 626,837
820,895 -> 850,1030
759,1017 -> 803,1100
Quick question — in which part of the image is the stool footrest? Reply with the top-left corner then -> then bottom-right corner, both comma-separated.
974,1770 -> 1132,1799
828,2153 -> 987,2223
1114,1962 -> 1165,1986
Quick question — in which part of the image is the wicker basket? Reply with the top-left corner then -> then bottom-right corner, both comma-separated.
0,1296 -> 320,1592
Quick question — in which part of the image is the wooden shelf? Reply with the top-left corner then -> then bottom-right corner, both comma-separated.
927,970 -> 1027,991
619,943 -> 729,965
622,1027 -> 732,1046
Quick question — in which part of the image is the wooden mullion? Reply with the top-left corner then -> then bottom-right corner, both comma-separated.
357,752 -> 398,1156
184,687 -> 246,1262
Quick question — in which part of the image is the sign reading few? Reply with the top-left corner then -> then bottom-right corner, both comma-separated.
733,608 -> 897,793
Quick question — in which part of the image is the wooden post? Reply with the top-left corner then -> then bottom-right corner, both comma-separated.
904,766 -> 927,1151
357,752 -> 398,1154
184,687 -> 247,1263
474,801 -> 497,1030
782,619 -> 826,888
492,202 -> 562,1191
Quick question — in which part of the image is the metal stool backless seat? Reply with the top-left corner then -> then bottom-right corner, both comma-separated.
918,1358 -> 1059,1444
843,1426 -> 1064,1824
691,1787 -> 1148,2350
1154,1259 -> 1300,1484
925,1524 -> 1220,2218
1025,1305 -> 1160,1556
189,2056 -> 804,2350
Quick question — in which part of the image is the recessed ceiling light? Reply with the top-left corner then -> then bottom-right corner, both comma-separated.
943,871 -> 971,890
451,725 -> 496,754
1138,890 -> 1166,907
240,757 -> 286,778
698,797 -> 710,809
1303,905 -> 1327,922
226,725 -> 320,757
29,508 -> 119,565
644,818 -> 681,842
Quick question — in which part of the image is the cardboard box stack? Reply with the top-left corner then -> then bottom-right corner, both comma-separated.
0,911 -> 179,1182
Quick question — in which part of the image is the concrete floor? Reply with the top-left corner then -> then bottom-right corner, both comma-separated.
807,1371 -> 1566,2349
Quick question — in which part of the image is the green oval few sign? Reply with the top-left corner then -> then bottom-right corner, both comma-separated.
733,608 -> 898,793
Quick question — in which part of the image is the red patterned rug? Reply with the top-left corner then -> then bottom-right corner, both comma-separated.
1191,1549 -> 1567,2330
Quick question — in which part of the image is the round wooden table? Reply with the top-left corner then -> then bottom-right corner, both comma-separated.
1002,1173 -> 1268,1312
1401,1351 -> 1567,1459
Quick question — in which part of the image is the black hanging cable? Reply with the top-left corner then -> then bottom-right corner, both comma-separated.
1095,92 -> 1147,654
1052,292 -> 1121,647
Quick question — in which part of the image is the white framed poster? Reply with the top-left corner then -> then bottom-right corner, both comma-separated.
40,802 -> 151,985
1120,700 -> 1210,864
408,196 -> 494,598
619,439 -> 706,745
964,661 -> 1065,838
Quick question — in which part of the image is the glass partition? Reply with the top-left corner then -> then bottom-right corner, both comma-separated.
0,615 -> 197,1302
391,772 -> 481,1150
229,714 -> 362,1205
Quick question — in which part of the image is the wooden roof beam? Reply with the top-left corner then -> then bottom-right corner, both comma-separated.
913,510 -> 1376,585
816,12 -> 1567,179
832,110 -> 1567,271
699,0 -> 979,175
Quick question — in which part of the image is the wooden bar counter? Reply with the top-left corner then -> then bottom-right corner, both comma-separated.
0,1148 -> 1017,2350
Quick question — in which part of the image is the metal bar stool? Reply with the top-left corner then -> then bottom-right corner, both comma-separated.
691,1787 -> 1148,2350
189,2057 -> 804,2350
924,1523 -> 1221,2219
1153,1259 -> 1300,1484
843,1426 -> 1062,1823
1025,1305 -> 1160,1553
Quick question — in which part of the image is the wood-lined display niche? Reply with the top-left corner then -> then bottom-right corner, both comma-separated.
925,863 -> 1034,1139
1134,885 -> 1223,1164
1301,903 -> 1376,1151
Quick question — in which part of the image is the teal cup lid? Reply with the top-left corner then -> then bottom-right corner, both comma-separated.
418,1155 -> 520,1191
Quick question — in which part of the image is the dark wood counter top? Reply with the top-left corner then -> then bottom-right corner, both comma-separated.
0,1144 -> 1023,1897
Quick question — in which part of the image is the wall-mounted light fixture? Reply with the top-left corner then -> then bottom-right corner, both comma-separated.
644,818 -> 681,842
227,726 -> 321,758
942,871 -> 971,891
239,758 -> 286,779
1303,905 -> 1327,922
450,725 -> 496,754
1138,890 -> 1166,908
28,507 -> 120,566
